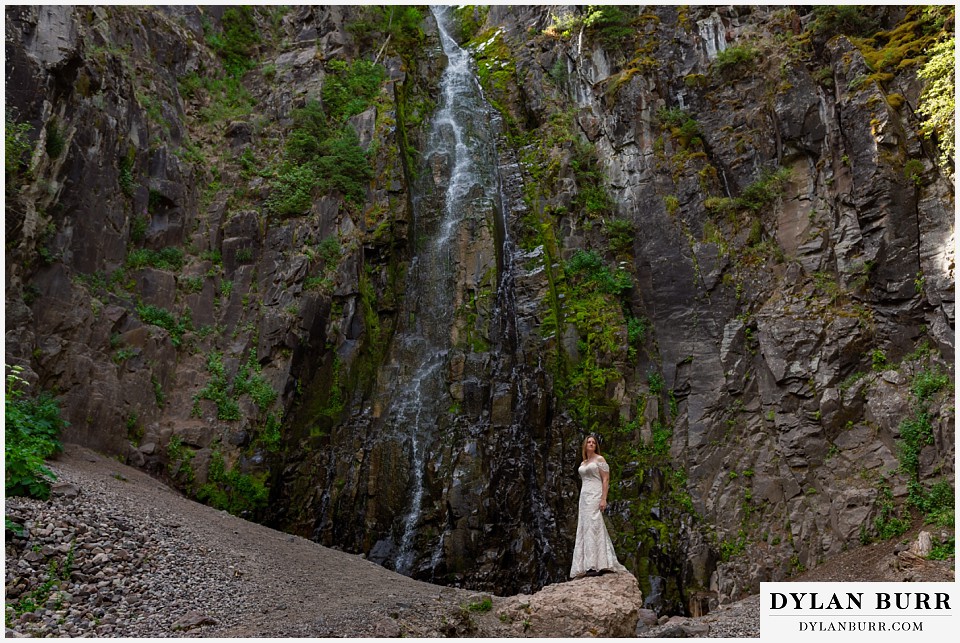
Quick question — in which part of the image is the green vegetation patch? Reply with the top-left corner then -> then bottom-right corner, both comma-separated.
345,6 -> 426,63
322,59 -> 387,123
192,350 -> 279,423
5,366 -> 67,499
917,37 -> 955,172
234,350 -> 278,411
197,449 -> 269,517
807,5 -> 880,40
12,544 -> 75,616
179,72 -> 256,124
136,303 -> 191,347
192,351 -> 242,421
469,27 -> 517,115
453,6 -> 489,42
712,45 -> 760,76
267,58 -> 385,216
125,247 -> 185,271
204,6 -> 261,76
582,6 -> 636,49
548,250 -> 634,429
566,250 -> 632,296
657,107 -> 702,148
5,111 -> 33,180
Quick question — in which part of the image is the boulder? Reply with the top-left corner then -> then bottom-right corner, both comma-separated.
171,611 -> 218,631
909,531 -> 933,558
489,571 -> 643,637
50,482 -> 80,498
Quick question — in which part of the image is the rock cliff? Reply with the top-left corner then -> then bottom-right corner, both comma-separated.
5,4 -> 954,617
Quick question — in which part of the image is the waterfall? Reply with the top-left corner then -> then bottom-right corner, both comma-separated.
392,5 -> 504,576
697,13 -> 727,60
384,7 -> 562,591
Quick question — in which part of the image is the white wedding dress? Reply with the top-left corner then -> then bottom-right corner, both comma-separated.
570,459 -> 628,578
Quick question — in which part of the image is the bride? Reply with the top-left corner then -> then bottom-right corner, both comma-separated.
570,434 -> 627,578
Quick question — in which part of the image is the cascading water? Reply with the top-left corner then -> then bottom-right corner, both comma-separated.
391,5 -> 506,576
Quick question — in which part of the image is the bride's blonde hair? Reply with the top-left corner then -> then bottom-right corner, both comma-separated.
581,434 -> 602,461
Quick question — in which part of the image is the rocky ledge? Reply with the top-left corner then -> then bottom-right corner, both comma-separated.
477,571 -> 646,637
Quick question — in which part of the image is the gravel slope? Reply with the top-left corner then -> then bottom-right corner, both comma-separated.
4,444 -> 473,637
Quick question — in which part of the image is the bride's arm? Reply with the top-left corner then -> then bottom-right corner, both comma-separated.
599,458 -> 609,511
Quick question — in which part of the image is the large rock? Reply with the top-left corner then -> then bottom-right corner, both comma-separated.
488,572 -> 644,637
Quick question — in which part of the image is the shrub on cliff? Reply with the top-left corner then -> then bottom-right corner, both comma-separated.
583,6 -> 634,49
807,5 -> 879,40
712,45 -> 759,77
4,366 -> 66,499
322,59 -> 387,123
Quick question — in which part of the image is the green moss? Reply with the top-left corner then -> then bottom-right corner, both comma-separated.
657,107 -> 702,148
549,250 -> 636,428
468,28 -> 517,117
453,6 -> 489,42
316,357 -> 345,425
604,431 -> 700,608
917,36 -> 955,171
118,147 -> 136,197
903,158 -> 925,186
664,195 -> 680,215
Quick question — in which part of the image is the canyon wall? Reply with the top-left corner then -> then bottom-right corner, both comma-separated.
5,5 -> 954,614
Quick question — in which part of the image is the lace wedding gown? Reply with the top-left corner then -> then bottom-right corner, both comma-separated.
570,459 -> 627,578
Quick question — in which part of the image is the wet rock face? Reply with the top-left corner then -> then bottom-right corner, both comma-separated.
6,5 -> 954,613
